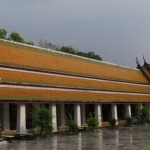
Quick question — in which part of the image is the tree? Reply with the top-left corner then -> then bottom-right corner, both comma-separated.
0,28 -> 7,39
60,46 -> 76,54
25,41 -> 34,46
87,51 -> 102,60
8,32 -> 24,43
38,39 -> 103,61
32,105 -> 53,136
0,28 -> 35,45
39,39 -> 59,50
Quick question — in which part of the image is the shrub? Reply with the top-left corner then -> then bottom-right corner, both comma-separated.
140,106 -> 149,124
86,112 -> 100,129
108,118 -> 116,128
124,115 -> 136,126
32,105 -> 53,136
65,111 -> 79,133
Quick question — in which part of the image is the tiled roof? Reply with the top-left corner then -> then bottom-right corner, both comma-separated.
0,40 -> 148,83
1,69 -> 150,93
0,86 -> 150,102
1,40 -> 150,103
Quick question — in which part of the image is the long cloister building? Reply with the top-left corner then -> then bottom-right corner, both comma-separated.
0,39 -> 150,133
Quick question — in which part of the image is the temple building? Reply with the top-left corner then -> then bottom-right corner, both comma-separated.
0,39 -> 150,133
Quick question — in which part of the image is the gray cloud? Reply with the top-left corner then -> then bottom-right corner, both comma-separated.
1,0 -> 150,67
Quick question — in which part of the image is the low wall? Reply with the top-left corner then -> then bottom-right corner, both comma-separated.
2,120 -> 126,135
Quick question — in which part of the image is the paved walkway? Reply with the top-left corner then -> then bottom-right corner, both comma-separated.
1,126 -> 150,150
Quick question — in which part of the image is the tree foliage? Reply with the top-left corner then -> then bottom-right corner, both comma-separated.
60,46 -> 76,54
0,28 -> 7,39
108,118 -> 117,128
140,106 -> 149,124
0,28 -> 102,60
86,112 -> 100,129
39,39 -> 102,61
39,39 -> 59,50
65,110 -> 79,133
32,105 -> 53,136
124,115 -> 136,126
25,41 -> 34,46
0,28 -> 34,45
8,32 -> 24,43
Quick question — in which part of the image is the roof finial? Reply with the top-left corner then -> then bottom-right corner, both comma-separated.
143,55 -> 146,63
136,57 -> 139,65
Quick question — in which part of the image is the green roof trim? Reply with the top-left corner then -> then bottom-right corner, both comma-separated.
0,96 -> 150,103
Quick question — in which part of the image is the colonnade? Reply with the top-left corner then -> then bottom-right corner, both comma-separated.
0,103 -> 148,133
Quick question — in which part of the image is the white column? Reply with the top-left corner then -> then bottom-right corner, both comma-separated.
111,104 -> 118,125
95,104 -> 102,126
16,104 -> 26,133
81,104 -> 86,124
74,104 -> 81,127
49,104 -> 57,132
125,104 -> 131,116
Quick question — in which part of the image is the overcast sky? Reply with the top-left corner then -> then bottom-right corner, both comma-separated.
1,0 -> 150,68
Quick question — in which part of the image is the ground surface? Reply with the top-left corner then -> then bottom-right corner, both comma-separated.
0,126 -> 150,150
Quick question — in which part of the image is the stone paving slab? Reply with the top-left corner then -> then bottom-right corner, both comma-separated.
1,126 -> 150,149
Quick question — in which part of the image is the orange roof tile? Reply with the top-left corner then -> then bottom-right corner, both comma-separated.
0,41 -> 148,83
0,86 -> 150,102
1,69 -> 150,93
